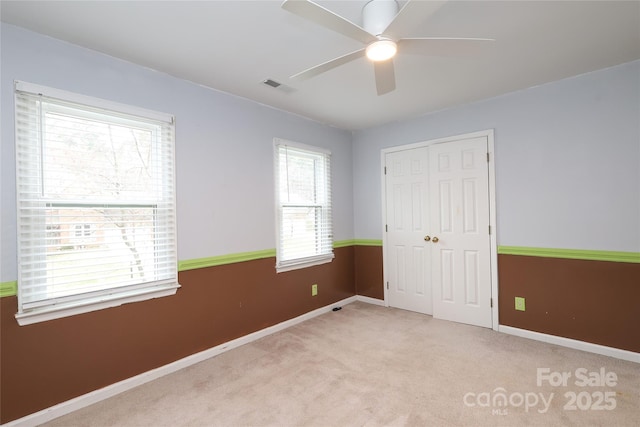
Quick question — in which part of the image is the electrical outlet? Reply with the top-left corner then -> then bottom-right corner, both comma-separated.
515,296 -> 526,311
312,284 -> 318,297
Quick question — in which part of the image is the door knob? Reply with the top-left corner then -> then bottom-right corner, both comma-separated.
424,235 -> 431,242
432,237 -> 439,243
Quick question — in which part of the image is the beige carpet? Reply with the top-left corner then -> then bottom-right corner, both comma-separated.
45,302 -> 639,426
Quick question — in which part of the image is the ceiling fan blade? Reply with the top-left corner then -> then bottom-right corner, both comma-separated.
399,38 -> 495,57
383,0 -> 448,39
374,60 -> 396,95
290,48 -> 366,81
282,0 -> 375,44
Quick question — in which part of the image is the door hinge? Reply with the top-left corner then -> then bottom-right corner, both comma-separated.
384,166 -> 387,175
488,225 -> 491,235
385,224 -> 388,232
490,298 -> 493,308
486,152 -> 490,162
387,281 -> 389,290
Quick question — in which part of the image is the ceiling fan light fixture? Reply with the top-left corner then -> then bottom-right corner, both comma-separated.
366,39 -> 397,62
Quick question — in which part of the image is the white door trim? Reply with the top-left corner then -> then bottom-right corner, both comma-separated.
381,129 -> 499,331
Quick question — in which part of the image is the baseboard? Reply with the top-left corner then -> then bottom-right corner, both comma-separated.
13,301 -> 634,427
498,325 -> 640,364
356,295 -> 386,306
2,295 -> 359,427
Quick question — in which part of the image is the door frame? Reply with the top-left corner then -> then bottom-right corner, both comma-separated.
380,129 -> 499,331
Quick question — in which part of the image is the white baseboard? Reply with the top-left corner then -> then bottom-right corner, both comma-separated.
3,295 -> 359,427
498,325 -> 640,364
12,299 -> 634,427
356,295 -> 386,306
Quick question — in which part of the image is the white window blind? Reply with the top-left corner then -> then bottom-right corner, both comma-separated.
14,81 -> 179,325
274,139 -> 333,272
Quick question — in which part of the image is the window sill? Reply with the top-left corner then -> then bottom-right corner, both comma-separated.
276,253 -> 334,273
15,283 -> 180,326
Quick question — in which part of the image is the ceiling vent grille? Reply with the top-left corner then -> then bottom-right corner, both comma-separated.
263,79 -> 282,88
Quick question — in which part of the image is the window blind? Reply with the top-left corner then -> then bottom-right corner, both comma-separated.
14,81 -> 179,324
274,139 -> 333,272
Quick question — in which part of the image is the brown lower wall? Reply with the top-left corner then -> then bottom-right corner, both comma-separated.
0,247 -> 355,424
353,247 -> 640,353
350,246 -> 640,353
3,247 -> 638,422
354,245 -> 384,300
498,254 -> 640,353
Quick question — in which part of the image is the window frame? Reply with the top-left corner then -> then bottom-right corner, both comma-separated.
14,81 -> 180,325
274,138 -> 334,273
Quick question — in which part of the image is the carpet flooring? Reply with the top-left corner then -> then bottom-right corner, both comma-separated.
44,302 -> 639,426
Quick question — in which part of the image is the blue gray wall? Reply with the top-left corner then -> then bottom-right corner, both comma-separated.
0,23 -> 354,282
352,60 -> 640,253
2,21 -> 638,278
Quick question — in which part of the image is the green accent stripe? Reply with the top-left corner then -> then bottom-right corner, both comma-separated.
178,240 -> 379,271
0,281 -> 17,297
353,239 -> 383,247
498,246 -> 640,263
333,239 -> 355,248
178,249 -> 276,272
2,241 -> 373,296
333,239 -> 382,248
4,244 -> 636,297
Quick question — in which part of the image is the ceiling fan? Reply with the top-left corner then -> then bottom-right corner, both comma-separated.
281,0 -> 494,95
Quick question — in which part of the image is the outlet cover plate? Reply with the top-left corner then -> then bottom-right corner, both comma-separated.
515,296 -> 526,311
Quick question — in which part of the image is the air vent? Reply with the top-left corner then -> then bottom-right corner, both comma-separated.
261,79 -> 296,94
263,79 -> 282,88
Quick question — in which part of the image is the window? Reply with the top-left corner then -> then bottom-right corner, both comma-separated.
274,139 -> 333,272
46,224 -> 61,246
14,81 -> 179,325
74,224 -> 92,237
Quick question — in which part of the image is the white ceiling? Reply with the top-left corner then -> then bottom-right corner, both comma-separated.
1,1 -> 639,130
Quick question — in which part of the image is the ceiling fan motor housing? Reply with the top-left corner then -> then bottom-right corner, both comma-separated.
362,0 -> 399,36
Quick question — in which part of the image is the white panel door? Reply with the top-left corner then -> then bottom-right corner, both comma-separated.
385,147 -> 432,314
429,137 -> 492,328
